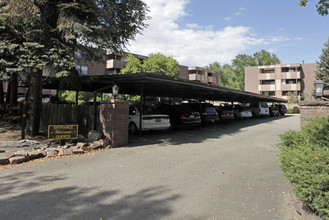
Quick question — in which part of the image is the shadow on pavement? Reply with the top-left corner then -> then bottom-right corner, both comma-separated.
0,172 -> 182,220
127,115 -> 294,147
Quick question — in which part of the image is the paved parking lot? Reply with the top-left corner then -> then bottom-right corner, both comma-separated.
0,115 -> 309,220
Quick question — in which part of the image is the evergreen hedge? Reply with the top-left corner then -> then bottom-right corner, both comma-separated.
278,116 -> 329,219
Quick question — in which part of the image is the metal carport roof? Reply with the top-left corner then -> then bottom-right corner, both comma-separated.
42,73 -> 287,103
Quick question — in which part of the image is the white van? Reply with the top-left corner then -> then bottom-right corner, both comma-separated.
249,102 -> 270,117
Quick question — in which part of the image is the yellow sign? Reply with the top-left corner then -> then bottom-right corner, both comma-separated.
48,125 -> 78,140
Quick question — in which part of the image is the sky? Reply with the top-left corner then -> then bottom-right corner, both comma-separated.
127,0 -> 329,67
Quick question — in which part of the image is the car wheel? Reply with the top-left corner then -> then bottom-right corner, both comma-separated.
129,122 -> 138,135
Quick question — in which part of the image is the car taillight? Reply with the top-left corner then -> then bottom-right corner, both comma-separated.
162,116 -> 170,119
180,114 -> 185,119
202,113 -> 208,116
196,115 -> 200,119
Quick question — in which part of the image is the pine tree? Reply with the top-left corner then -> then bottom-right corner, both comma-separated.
0,0 -> 148,135
316,38 -> 329,87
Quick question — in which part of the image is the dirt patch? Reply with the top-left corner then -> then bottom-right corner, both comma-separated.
0,120 -> 47,142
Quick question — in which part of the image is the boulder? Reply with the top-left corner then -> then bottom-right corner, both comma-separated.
100,138 -> 111,147
76,142 -> 88,148
89,140 -> 104,150
27,151 -> 47,160
46,150 -> 58,157
88,130 -> 103,142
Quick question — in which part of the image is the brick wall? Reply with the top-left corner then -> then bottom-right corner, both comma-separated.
300,101 -> 329,127
98,100 -> 129,147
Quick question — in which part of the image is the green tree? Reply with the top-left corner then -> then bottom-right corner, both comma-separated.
120,53 -> 143,74
299,0 -> 329,16
254,50 -> 280,66
231,54 -> 256,90
1,0 -> 148,135
143,53 -> 180,77
58,90 -> 86,105
315,38 -> 329,87
121,52 -> 180,78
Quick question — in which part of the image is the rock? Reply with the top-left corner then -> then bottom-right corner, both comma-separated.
27,151 -> 46,160
81,146 -> 93,152
72,148 -> 84,154
0,152 -> 15,159
9,156 -> 27,164
15,150 -> 27,157
89,140 -> 104,150
0,157 -> 9,165
88,130 -> 103,142
57,148 -> 73,156
100,138 -> 111,147
46,150 -> 58,157
76,142 -> 88,148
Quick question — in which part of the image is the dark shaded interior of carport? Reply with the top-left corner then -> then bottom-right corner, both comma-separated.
42,73 -> 287,103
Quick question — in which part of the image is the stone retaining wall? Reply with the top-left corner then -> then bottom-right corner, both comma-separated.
299,101 -> 329,126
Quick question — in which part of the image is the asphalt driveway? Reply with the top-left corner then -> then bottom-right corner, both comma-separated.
0,115 -> 309,220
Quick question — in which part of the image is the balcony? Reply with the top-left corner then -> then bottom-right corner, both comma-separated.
259,84 -> 276,91
259,73 -> 275,80
281,71 -> 300,79
106,59 -> 127,69
281,83 -> 301,91
189,74 -> 205,82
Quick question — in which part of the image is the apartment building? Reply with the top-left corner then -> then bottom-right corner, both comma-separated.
188,67 -> 219,86
245,63 -> 317,102
75,50 -> 219,83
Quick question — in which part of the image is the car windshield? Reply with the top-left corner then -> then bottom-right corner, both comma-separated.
205,107 -> 217,113
261,103 -> 268,108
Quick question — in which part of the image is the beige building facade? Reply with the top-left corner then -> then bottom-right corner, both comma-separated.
245,63 -> 317,102
188,67 -> 219,85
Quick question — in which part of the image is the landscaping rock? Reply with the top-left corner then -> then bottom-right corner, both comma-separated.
15,150 -> 27,157
72,148 -> 84,154
88,130 -> 103,142
57,148 -> 73,156
81,146 -> 93,152
27,151 -> 47,160
9,156 -> 27,164
89,140 -> 104,150
76,142 -> 88,148
100,138 -> 111,147
46,150 -> 58,157
0,152 -> 15,160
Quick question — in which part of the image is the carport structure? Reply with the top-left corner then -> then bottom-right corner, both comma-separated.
42,73 -> 287,133
43,73 -> 286,103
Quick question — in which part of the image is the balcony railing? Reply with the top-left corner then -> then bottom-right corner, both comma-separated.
259,73 -> 275,80
106,59 -> 127,69
281,71 -> 300,79
281,83 -> 301,91
259,84 -> 276,91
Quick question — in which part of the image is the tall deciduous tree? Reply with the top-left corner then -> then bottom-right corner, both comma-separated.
315,38 -> 329,87
121,52 -> 180,78
207,50 -> 280,90
0,0 -> 148,135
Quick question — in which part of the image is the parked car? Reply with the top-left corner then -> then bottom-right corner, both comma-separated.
128,105 -> 171,134
215,105 -> 235,121
189,103 -> 219,125
269,105 -> 280,116
159,103 -> 201,129
249,102 -> 270,117
275,104 -> 287,116
233,105 -> 253,118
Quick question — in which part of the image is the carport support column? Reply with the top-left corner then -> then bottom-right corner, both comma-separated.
139,86 -> 144,136
98,100 -> 129,147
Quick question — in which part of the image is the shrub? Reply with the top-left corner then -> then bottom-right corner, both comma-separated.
278,116 -> 329,219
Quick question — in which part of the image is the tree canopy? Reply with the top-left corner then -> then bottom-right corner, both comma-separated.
121,52 -> 180,78
206,50 -> 280,90
0,0 -> 149,134
299,0 -> 329,16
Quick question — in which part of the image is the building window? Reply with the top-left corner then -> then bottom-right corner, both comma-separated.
282,91 -> 290,96
262,91 -> 275,96
284,79 -> 297,84
208,72 -> 213,77
261,80 -> 275,85
261,69 -> 275,73
189,70 -> 197,74
75,51 -> 88,59
76,65 -> 88,75
281,67 -> 300,72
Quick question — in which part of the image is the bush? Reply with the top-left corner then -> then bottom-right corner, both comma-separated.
287,108 -> 294,114
278,116 -> 329,219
